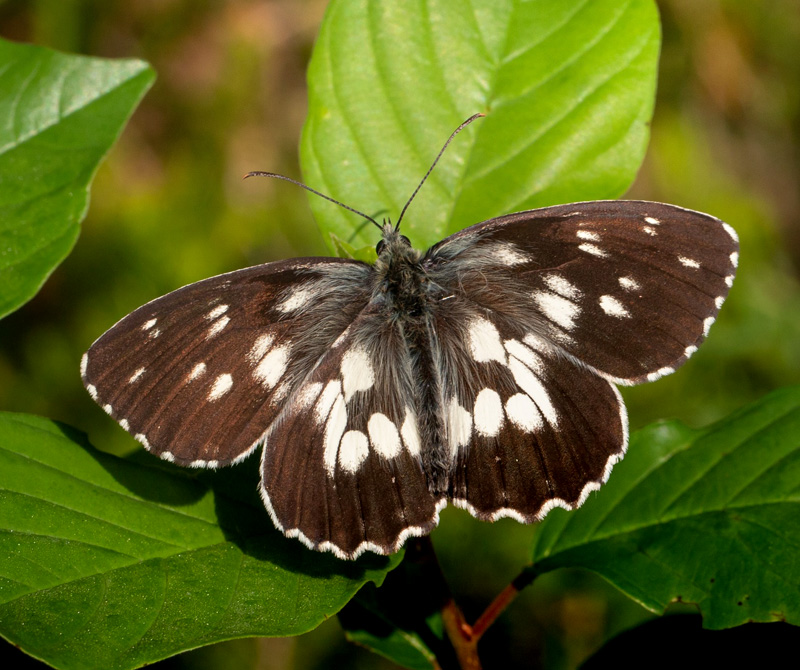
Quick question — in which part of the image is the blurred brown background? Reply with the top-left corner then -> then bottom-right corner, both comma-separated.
1,1 -> 799,668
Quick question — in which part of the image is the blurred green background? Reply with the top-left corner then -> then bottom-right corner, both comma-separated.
1,1 -> 799,668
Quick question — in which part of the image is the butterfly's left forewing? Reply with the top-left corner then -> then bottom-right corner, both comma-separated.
426,200 -> 739,385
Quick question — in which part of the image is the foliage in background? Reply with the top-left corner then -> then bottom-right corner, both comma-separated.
1,0 -> 799,668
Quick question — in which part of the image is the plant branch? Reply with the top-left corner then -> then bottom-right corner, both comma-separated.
471,566 -> 538,640
407,537 -> 482,670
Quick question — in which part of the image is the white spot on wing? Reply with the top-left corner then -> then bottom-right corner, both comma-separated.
474,388 -> 503,437
135,433 -> 150,449
142,318 -> 157,331
447,397 -> 472,455
338,430 -> 369,473
206,316 -> 230,339
323,394 -> 348,475
644,216 -> 660,225
103,404 -> 113,415
401,408 -> 421,457
468,317 -> 506,364
678,256 -> 700,269
505,339 -> 544,374
161,450 -> 175,463
703,316 -> 715,336
119,419 -> 130,431
725,275 -> 734,287
730,252 -> 739,267
507,357 -> 558,426
80,353 -> 88,377
87,384 -> 98,400
599,295 -> 631,318
618,276 -> 640,291
129,368 -> 145,384
188,362 -> 207,381
490,243 -> 530,266
208,373 -> 233,400
341,346 -> 375,401
505,393 -> 543,432
332,326 -> 351,348
715,296 -> 725,309
206,304 -> 229,320
248,334 -> 274,364
578,243 -> 608,258
542,274 -> 582,300
532,291 -> 581,331
368,413 -> 401,459
576,230 -> 600,242
315,380 -> 342,424
277,286 -> 314,313
294,382 -> 323,411
642,225 -> 657,236
254,344 -> 290,389
684,345 -> 698,357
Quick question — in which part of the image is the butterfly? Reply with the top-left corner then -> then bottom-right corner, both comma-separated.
82,116 -> 739,560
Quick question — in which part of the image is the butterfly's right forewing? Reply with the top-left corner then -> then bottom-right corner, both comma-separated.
82,258 -> 373,466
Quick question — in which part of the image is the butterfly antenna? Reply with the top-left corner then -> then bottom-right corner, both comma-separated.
244,172 -> 382,231
395,112 -> 485,231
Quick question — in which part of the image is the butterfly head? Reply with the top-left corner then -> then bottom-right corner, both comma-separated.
375,221 -> 413,258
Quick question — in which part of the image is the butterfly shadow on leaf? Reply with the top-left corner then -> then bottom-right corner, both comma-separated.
194,455 -> 398,577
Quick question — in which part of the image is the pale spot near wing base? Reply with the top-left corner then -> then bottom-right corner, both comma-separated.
467,317 -> 506,364
446,397 -> 472,455
341,346 -> 375,401
254,344 -> 290,389
401,408 -> 422,457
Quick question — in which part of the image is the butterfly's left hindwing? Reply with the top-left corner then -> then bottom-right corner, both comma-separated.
82,258 -> 373,467
426,298 -> 626,522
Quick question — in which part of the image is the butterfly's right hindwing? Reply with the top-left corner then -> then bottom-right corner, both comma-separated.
259,303 -> 441,559
82,258 -> 373,467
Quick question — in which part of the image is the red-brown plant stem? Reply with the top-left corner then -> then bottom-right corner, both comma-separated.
410,537 -> 482,669
409,541 -> 540,669
470,567 -> 537,640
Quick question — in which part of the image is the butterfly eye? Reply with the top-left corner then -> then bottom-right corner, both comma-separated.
376,240 -> 386,255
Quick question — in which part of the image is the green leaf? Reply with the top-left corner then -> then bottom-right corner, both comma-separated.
301,0 -> 659,251
530,386 -> 800,629
341,585 -> 438,670
329,232 -> 378,264
0,39 -> 153,319
0,413 -> 400,670
339,548 -> 455,670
